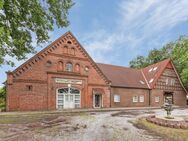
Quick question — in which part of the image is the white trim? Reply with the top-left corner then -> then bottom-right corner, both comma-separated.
139,95 -> 144,102
141,69 -> 150,88
56,87 -> 81,110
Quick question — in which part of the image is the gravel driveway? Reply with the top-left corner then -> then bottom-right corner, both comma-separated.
1,108 -> 188,141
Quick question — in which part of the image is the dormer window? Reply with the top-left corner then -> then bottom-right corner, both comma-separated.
149,78 -> 154,83
149,68 -> 153,72
66,62 -> 73,72
153,67 -> 158,71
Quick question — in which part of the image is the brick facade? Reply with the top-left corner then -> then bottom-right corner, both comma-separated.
6,32 -> 187,111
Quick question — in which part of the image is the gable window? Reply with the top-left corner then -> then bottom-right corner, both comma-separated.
165,78 -> 169,85
66,62 -> 73,72
75,64 -> 80,73
85,66 -> 89,72
64,46 -> 68,54
155,96 -> 160,103
139,96 -> 144,102
171,79 -> 175,85
57,61 -> 63,71
71,47 -> 75,55
133,96 -> 138,103
114,95 -> 120,102
46,60 -> 52,67
67,41 -> 72,44
26,85 -> 33,91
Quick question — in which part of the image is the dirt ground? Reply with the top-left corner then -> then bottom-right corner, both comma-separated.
0,108 -> 188,141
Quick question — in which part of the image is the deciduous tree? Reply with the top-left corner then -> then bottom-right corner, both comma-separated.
0,0 -> 74,66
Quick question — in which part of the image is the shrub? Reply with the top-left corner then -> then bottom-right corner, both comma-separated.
0,87 -> 6,111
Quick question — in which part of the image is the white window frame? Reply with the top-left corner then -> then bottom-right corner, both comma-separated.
114,95 -> 120,102
155,96 -> 160,103
139,95 -> 144,102
165,78 -> 169,85
171,79 -> 175,85
133,96 -> 138,103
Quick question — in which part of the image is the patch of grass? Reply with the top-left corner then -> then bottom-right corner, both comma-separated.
79,112 -> 95,120
134,118 -> 188,141
0,98 -> 5,111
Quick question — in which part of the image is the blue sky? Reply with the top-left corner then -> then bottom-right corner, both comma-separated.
1,0 -> 188,87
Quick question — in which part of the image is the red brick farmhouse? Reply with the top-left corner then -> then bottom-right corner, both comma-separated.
6,32 -> 188,111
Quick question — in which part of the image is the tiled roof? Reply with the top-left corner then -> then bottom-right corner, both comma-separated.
97,63 -> 149,89
142,59 -> 171,88
97,59 -> 171,89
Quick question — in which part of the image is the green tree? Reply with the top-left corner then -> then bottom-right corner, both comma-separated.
0,87 -> 6,110
0,0 -> 74,66
129,56 -> 149,69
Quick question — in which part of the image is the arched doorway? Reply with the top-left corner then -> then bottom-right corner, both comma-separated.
56,87 -> 80,109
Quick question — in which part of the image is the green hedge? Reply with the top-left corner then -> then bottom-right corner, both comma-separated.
0,87 -> 6,111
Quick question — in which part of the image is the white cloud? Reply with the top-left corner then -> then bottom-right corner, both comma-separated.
81,0 -> 188,64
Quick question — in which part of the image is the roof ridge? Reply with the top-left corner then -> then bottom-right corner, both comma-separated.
97,62 -> 139,70
143,58 -> 171,69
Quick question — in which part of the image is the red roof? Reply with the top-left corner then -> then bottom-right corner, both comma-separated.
97,59 -> 174,89
142,59 -> 171,88
97,63 -> 149,89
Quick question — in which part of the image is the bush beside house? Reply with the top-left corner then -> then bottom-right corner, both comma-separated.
0,87 -> 6,111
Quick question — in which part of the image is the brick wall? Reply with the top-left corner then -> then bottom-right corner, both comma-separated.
110,87 -> 150,107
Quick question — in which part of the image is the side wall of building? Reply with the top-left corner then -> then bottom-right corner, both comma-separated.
110,87 -> 150,107
150,89 -> 186,106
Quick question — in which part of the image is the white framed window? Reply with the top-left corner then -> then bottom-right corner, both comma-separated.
114,95 -> 120,102
155,96 -> 160,103
133,96 -> 138,103
66,62 -> 73,72
139,96 -> 144,102
165,78 -> 169,85
171,79 -> 175,85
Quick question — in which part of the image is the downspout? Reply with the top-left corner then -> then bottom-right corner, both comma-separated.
109,82 -> 112,108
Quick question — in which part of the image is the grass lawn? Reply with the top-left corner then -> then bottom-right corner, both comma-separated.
133,118 -> 188,141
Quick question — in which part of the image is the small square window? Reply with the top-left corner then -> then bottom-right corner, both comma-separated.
114,95 -> 120,102
139,96 -> 144,102
133,96 -> 138,103
26,85 -> 33,91
155,96 -> 160,103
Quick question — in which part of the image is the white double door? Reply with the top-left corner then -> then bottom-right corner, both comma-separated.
64,94 -> 75,109
57,87 -> 81,109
